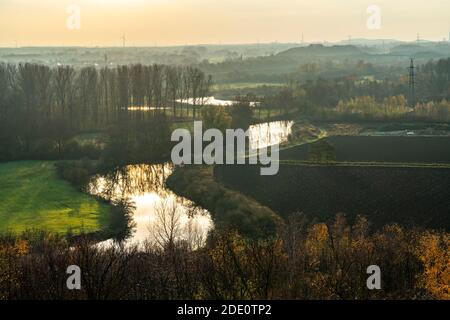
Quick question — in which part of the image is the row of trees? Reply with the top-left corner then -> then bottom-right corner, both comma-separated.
414,99 -> 450,122
333,95 -> 411,120
0,213 -> 448,300
283,76 -> 409,112
250,57 -> 450,119
315,95 -> 450,122
0,63 -> 212,161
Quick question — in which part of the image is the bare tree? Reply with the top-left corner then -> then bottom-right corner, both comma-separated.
151,199 -> 182,250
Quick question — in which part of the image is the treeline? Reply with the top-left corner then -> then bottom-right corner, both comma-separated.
417,58 -> 450,101
315,95 -> 450,122
0,214 -> 448,300
415,100 -> 450,122
330,95 -> 410,121
255,57 -> 450,118
0,63 -> 212,161
250,76 -> 410,118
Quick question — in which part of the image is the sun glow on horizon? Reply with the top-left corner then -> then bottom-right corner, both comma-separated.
0,0 -> 449,47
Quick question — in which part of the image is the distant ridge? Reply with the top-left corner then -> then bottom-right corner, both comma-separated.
277,44 -> 365,58
336,38 -> 404,47
388,43 -> 450,57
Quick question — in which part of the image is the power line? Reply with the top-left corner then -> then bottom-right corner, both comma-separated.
409,58 -> 416,107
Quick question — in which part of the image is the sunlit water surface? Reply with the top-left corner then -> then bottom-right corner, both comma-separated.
248,120 -> 293,150
89,164 -> 212,248
88,121 -> 294,248
177,96 -> 258,107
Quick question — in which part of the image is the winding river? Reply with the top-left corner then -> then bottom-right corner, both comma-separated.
88,120 -> 293,247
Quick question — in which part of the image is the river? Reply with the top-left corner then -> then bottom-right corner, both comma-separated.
88,120 -> 293,248
177,96 -> 259,107
88,164 -> 212,248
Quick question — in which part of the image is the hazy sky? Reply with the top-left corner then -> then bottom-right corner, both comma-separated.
0,0 -> 449,47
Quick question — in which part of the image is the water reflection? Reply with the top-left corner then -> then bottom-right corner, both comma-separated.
177,96 -> 258,107
248,121 -> 294,150
88,164 -> 212,248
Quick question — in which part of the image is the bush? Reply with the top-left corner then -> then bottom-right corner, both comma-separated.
103,115 -> 172,165
63,140 -> 101,160
229,101 -> 254,129
201,106 -> 232,132
55,161 -> 98,189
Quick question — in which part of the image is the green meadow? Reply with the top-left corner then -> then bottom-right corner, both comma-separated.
0,161 -> 110,235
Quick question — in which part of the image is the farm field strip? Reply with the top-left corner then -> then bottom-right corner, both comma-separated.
278,160 -> 450,168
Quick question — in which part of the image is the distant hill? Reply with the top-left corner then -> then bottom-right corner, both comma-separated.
2,41 -> 449,84
389,43 -> 450,57
390,44 -> 436,55
277,44 -> 366,58
336,38 -> 404,48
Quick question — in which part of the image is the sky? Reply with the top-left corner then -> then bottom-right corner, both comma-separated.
0,0 -> 449,47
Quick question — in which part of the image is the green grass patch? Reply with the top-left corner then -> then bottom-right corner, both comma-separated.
0,161 -> 110,235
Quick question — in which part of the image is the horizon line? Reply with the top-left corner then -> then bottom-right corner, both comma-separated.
1,38 -> 449,49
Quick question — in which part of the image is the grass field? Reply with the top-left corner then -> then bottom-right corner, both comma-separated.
0,161 -> 110,235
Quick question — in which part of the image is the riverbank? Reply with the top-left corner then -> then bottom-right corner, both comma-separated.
166,165 -> 283,238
